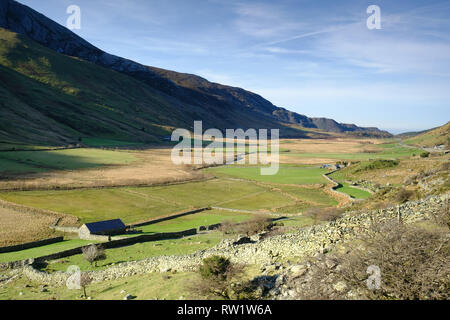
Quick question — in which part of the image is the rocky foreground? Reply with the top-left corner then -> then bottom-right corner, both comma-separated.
14,193 -> 447,298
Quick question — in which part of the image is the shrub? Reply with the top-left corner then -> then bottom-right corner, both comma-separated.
82,244 -> 106,267
420,151 -> 430,158
354,160 -> 399,173
430,205 -> 450,231
290,221 -> 450,300
199,256 -> 231,281
304,207 -> 343,223
219,220 -> 238,235
395,188 -> 414,203
190,256 -> 246,299
220,216 -> 274,236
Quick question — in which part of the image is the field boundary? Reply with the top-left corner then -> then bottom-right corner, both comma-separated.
0,198 -> 79,226
128,207 -> 211,228
0,237 -> 64,254
323,171 -> 357,202
210,206 -> 280,216
0,229 -> 198,270
0,175 -> 215,193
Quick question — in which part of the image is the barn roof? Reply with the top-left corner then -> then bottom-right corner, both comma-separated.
84,219 -> 126,234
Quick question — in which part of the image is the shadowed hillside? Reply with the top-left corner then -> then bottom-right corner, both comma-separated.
0,0 -> 391,147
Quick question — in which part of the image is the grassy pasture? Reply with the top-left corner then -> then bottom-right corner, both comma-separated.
0,148 -> 197,191
136,209 -> 254,234
41,232 -> 223,273
334,182 -> 371,199
206,165 -> 328,185
282,143 -> 422,161
0,175 -> 337,225
0,179 -> 272,224
0,239 -> 97,263
81,138 -> 147,148
0,207 -> 59,246
0,148 -> 136,175
0,270 -> 199,300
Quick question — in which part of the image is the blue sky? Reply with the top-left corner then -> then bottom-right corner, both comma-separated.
19,0 -> 450,133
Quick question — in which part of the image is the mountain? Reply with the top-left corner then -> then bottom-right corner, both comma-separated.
403,122 -> 450,148
0,0 -> 392,146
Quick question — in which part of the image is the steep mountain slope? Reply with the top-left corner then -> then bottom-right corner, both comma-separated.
403,122 -> 450,148
148,67 -> 391,137
0,0 -> 391,146
0,27 -> 307,145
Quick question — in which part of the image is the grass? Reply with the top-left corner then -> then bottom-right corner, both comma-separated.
0,207 -> 60,247
328,169 -> 372,199
81,138 -> 147,148
0,270 -> 197,300
0,28 -> 185,146
403,122 -> 449,147
0,179 -> 271,224
278,215 -> 317,228
0,239 -> 98,263
42,232 -> 223,273
283,143 -> 422,161
217,190 -> 296,212
334,182 -> 371,199
206,165 -> 329,185
0,148 -> 137,174
277,185 -> 338,206
136,209 -> 254,234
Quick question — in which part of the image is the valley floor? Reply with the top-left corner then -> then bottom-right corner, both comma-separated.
0,137 -> 448,300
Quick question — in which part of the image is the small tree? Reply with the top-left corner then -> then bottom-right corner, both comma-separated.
191,256 -> 246,299
395,188 -> 414,204
220,216 -> 274,236
80,272 -> 92,299
82,244 -> 106,267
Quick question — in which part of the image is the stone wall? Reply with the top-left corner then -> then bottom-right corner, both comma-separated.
0,237 -> 64,254
129,208 -> 210,228
323,172 -> 358,202
19,194 -> 448,286
0,229 -> 197,270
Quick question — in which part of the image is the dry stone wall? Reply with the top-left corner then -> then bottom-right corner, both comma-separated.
19,194 -> 448,286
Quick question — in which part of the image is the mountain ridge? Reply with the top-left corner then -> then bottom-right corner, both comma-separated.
0,0 -> 392,145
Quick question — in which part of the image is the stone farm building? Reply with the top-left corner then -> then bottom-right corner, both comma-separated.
79,219 -> 126,240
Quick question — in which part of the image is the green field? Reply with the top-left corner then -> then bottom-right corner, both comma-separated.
334,182 -> 371,199
0,173 -> 338,224
206,165 -> 328,185
0,148 -> 136,174
283,143 -> 422,161
42,232 -> 223,273
136,209 -> 254,234
0,210 -> 248,264
0,239 -> 97,263
328,170 -> 372,200
0,179 -> 285,223
0,270 -> 199,300
81,138 -> 147,148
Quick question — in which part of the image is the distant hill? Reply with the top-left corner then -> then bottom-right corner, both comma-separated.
403,122 -> 450,148
396,129 -> 431,139
0,0 -> 392,146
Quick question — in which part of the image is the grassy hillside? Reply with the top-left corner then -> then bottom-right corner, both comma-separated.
0,27 -> 314,147
403,122 -> 450,148
0,28 -> 195,146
